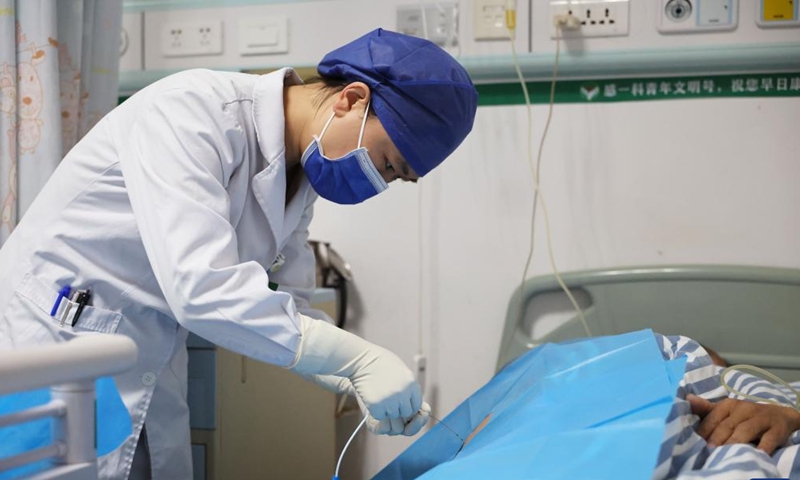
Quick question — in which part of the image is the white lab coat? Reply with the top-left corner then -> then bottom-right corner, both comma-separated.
0,68 -> 326,479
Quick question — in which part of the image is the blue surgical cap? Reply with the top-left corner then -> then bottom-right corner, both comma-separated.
318,29 -> 479,177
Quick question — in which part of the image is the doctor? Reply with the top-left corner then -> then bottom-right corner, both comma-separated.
0,29 -> 478,479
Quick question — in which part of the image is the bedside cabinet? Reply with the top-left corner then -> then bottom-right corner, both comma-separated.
188,289 -> 338,480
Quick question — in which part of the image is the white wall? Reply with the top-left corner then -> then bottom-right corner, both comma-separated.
133,1 -> 799,74
140,0 -> 531,71
308,96 -> 800,477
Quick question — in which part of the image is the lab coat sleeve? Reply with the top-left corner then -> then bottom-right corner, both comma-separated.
118,87 -> 301,366
270,202 -> 334,324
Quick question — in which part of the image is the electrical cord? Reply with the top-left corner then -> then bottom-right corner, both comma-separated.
721,364 -> 800,411
333,415 -> 368,480
506,10 -> 797,408
418,0 -> 428,388
507,3 -> 798,430
506,3 -> 592,338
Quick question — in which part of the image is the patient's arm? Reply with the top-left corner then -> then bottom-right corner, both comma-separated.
463,414 -> 492,447
688,394 -> 800,454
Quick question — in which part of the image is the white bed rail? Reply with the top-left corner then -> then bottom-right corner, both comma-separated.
0,335 -> 138,480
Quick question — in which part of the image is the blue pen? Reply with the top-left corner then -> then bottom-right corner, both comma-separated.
50,285 -> 71,316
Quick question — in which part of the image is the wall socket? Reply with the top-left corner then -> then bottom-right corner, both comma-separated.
161,20 -> 223,57
549,0 -> 630,38
473,0 -> 511,40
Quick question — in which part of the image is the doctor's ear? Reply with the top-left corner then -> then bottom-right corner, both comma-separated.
332,82 -> 371,116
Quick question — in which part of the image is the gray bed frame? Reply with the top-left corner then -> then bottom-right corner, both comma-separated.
497,265 -> 800,382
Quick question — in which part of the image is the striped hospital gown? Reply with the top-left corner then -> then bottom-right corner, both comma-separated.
654,334 -> 800,479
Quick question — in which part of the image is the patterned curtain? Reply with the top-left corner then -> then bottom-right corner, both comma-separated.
0,0 -> 122,244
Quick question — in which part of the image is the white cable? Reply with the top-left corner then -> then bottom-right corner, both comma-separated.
721,364 -> 800,411
507,10 -> 592,338
334,415 -> 368,480
417,0 -> 427,360
418,183 -> 424,356
511,9 -> 796,417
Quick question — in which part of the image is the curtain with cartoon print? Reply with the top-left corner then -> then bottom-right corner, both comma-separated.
0,0 -> 122,245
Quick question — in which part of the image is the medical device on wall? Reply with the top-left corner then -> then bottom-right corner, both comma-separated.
756,0 -> 800,27
657,0 -> 739,33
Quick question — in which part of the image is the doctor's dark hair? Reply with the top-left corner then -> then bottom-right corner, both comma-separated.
308,75 -> 375,114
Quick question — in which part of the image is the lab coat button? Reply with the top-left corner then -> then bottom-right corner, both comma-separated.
142,372 -> 157,386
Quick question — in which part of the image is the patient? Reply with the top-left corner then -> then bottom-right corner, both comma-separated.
687,394 -> 800,454
462,343 -> 800,454
457,337 -> 800,478
652,335 -> 800,479
377,332 -> 800,480
687,344 -> 800,455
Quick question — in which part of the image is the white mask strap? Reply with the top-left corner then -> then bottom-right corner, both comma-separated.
357,100 -> 370,149
318,100 -> 371,147
318,111 -> 336,141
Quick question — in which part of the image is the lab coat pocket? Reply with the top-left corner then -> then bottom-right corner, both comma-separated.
2,273 -> 122,346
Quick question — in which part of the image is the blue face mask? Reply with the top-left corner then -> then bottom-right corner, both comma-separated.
301,101 -> 389,205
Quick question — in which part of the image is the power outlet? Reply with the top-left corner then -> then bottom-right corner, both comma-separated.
549,0 -> 630,38
161,20 -> 223,57
473,0 -> 511,40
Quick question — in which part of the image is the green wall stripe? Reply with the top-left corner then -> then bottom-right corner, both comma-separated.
477,71 -> 800,106
120,71 -> 800,107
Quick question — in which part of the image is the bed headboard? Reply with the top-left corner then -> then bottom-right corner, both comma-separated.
497,265 -> 800,382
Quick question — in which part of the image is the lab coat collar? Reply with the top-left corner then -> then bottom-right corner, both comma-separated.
251,68 -> 315,247
252,67 -> 303,163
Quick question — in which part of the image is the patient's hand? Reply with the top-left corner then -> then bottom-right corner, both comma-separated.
688,394 -> 800,455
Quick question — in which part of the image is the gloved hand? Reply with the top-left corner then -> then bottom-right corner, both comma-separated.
358,395 -> 431,436
302,373 -> 431,436
288,314 -> 425,427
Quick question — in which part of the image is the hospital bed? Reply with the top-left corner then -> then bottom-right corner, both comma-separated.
0,335 -> 137,480
498,264 -> 800,381
375,264 -> 800,480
